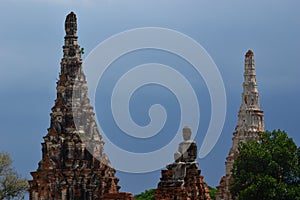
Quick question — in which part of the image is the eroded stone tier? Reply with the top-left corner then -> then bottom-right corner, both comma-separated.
216,50 -> 264,200
154,126 -> 212,200
28,12 -> 133,200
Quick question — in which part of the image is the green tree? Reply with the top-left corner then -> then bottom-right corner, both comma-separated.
0,152 -> 28,200
207,186 -> 217,200
231,130 -> 300,200
134,189 -> 155,200
134,186 -> 216,200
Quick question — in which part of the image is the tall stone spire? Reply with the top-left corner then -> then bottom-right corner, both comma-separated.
216,50 -> 264,200
28,12 -> 133,200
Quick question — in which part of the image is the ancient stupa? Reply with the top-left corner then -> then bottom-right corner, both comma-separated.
215,50 -> 264,200
28,12 -> 133,200
154,126 -> 212,200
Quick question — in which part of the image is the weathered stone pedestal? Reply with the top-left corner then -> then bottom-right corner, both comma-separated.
154,126 -> 211,200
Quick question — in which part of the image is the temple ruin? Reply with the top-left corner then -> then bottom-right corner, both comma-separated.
28,12 -> 133,200
28,11 -> 266,200
215,50 -> 264,200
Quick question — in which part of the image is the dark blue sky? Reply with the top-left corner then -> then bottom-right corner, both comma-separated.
0,0 -> 299,197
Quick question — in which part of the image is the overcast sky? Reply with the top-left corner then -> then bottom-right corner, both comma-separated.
0,0 -> 299,197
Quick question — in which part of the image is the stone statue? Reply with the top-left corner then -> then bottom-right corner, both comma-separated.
174,126 -> 197,163
172,163 -> 186,180
169,126 -> 198,181
155,126 -> 212,199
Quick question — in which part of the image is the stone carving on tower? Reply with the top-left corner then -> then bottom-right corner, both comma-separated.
28,12 -> 133,200
216,50 -> 264,200
154,126 -> 212,200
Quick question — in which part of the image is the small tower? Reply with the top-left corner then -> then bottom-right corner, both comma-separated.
154,126 -> 212,200
216,50 -> 264,200
28,12 -> 133,200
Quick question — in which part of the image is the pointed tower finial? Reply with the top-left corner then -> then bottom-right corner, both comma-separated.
241,49 -> 259,110
245,49 -> 254,57
65,11 -> 77,36
237,49 -> 264,132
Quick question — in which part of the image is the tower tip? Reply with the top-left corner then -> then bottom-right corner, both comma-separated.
245,50 -> 254,57
65,12 -> 77,36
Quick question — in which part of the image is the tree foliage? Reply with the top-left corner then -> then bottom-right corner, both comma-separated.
134,186 -> 217,200
0,152 -> 28,200
231,130 -> 300,200
207,186 -> 217,200
134,189 -> 155,200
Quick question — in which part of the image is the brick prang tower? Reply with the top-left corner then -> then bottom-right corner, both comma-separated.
216,50 -> 264,200
28,12 -> 133,200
